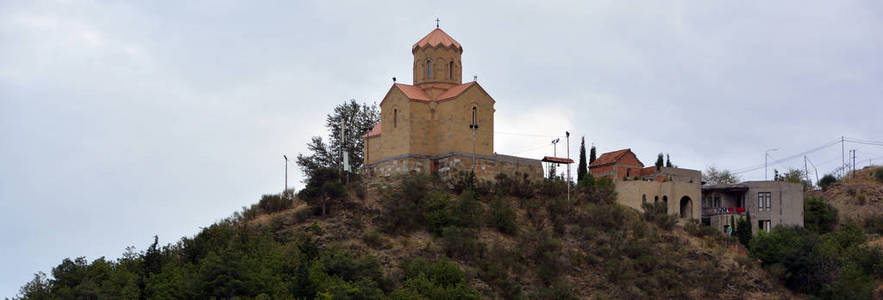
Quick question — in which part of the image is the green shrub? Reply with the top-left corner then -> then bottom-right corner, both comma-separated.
576,174 -> 616,204
862,214 -> 883,234
805,197 -> 838,234
685,221 -> 726,241
537,178 -> 567,197
641,202 -> 677,230
819,174 -> 837,191
875,169 -> 883,184
440,226 -> 484,260
361,230 -> 386,249
394,257 -> 480,300
487,197 -> 518,235
449,170 -> 476,194
377,175 -> 433,234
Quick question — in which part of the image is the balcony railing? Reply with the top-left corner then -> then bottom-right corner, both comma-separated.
702,207 -> 746,216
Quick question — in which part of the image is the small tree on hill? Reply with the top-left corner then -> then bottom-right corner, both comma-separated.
297,167 -> 346,217
297,100 -> 380,177
577,137 -> 587,181
805,197 -> 838,234
655,153 -> 664,170
665,154 -> 673,168
736,212 -> 752,247
589,145 -> 597,164
819,174 -> 837,191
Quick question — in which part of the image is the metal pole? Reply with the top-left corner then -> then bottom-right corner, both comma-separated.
765,148 -> 777,181
566,131 -> 571,202
283,154 -> 289,196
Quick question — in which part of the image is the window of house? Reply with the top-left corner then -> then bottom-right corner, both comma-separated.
449,61 -> 453,79
758,220 -> 771,232
394,109 -> 398,128
714,195 -> 721,208
472,106 -> 477,125
642,194 -> 647,205
426,60 -> 432,79
757,192 -> 771,211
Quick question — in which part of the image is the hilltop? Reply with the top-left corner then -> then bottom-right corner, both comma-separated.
13,172 -> 796,299
809,166 -> 883,223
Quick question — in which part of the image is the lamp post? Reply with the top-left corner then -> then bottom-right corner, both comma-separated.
765,148 -> 778,181
566,131 -> 570,202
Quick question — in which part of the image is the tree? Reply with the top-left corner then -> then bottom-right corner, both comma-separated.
297,167 -> 346,217
297,100 -> 380,177
736,212 -> 752,247
665,154 -> 672,168
805,197 -> 838,234
589,145 -> 597,164
819,174 -> 837,191
655,153 -> 664,169
577,137 -> 587,181
702,166 -> 741,185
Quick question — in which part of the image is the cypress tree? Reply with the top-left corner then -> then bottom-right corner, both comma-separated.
589,145 -> 597,164
577,137 -> 587,181
665,154 -> 673,168
656,153 -> 664,169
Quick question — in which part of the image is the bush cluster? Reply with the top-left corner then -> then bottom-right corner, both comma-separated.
750,223 -> 881,298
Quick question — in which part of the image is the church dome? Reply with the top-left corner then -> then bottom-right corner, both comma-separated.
412,28 -> 462,54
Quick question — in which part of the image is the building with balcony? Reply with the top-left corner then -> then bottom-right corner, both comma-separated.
700,181 -> 804,234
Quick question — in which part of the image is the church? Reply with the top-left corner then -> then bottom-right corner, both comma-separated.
363,26 -> 543,181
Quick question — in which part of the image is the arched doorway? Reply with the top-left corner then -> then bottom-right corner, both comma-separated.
680,196 -> 693,219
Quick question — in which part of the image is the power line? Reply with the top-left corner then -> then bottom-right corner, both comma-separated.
494,131 -> 565,138
732,138 -> 841,175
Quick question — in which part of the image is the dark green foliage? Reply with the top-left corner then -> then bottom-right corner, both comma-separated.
487,197 -> 518,235
440,226 -> 484,260
526,229 -> 565,285
577,137 -> 587,181
538,178 -> 567,197
876,168 -> 883,184
392,257 -> 480,300
819,174 -> 837,191
862,214 -> 883,235
449,170 -> 476,194
805,196 -> 838,234
750,224 -> 882,298
576,174 -> 616,204
665,153 -> 672,168
641,201 -> 677,230
493,172 -> 534,198
589,145 -> 596,164
655,153 -> 664,169
686,221 -> 727,241
257,193 -> 293,215
296,100 -> 380,176
736,212 -> 752,247
297,167 -> 346,216
378,175 -> 431,233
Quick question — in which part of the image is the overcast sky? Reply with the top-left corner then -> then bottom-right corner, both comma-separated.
1,0 -> 882,296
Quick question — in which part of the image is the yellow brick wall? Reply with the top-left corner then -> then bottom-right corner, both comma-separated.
435,86 -> 494,156
408,101 -> 437,155
413,47 -> 462,88
376,89 -> 411,160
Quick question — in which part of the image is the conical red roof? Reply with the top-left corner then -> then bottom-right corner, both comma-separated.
412,28 -> 462,53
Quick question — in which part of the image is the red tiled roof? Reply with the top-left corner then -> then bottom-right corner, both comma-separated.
542,156 -> 574,164
393,83 -> 431,101
363,122 -> 381,138
413,28 -> 462,53
589,149 -> 631,167
437,81 -> 475,100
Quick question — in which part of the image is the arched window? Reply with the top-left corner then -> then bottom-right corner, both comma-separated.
449,61 -> 454,79
394,109 -> 398,128
426,60 -> 432,79
471,106 -> 477,125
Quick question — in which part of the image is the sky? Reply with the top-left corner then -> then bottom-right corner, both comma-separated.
1,0 -> 882,296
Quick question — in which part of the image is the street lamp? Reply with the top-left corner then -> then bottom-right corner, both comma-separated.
765,148 -> 778,181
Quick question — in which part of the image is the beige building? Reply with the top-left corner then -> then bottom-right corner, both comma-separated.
589,149 -> 701,221
701,181 -> 804,234
363,27 -> 542,181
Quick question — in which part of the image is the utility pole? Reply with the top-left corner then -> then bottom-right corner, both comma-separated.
765,148 -> 778,181
283,154 -> 289,197
852,149 -> 856,180
551,138 -> 560,178
804,156 -> 809,185
566,131 -> 571,202
842,136 -> 845,178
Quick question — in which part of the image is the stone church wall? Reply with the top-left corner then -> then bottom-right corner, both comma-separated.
364,152 -> 542,183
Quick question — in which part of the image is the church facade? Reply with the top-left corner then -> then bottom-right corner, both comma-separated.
363,27 -> 542,181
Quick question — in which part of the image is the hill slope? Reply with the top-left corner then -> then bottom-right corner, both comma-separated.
809,166 -> 883,222
13,175 -> 795,299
